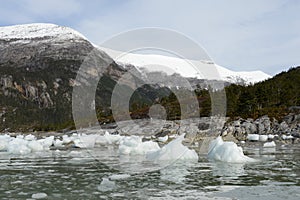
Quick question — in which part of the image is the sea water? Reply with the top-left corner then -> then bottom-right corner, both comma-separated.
0,133 -> 299,199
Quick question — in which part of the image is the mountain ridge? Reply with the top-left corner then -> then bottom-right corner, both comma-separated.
99,47 -> 271,85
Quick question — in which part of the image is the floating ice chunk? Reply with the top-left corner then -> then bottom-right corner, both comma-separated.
7,138 -> 31,155
24,134 -> 36,141
95,131 -> 123,146
97,178 -> 116,192
120,136 -> 140,147
62,135 -> 72,144
281,134 -> 293,140
27,140 -> 44,152
135,141 -> 160,155
109,174 -> 131,180
0,135 -> 10,151
146,134 -> 198,161
0,140 -> 8,151
263,141 -> 276,148
282,135 -> 287,140
259,135 -> 268,142
8,143 -> 31,155
54,139 -> 64,147
158,135 -> 169,143
31,192 -> 47,199
95,135 -> 108,146
268,134 -> 275,139
286,135 -> 294,139
247,134 -> 259,141
104,131 -> 123,144
16,135 -> 24,139
119,136 -> 160,155
208,136 -> 256,163
41,136 -> 54,149
73,134 -> 97,148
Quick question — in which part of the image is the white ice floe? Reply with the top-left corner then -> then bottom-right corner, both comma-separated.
263,141 -> 276,148
62,135 -> 72,144
208,136 -> 256,163
282,135 -> 287,140
95,131 -> 123,146
40,136 -> 54,149
73,134 -> 98,148
286,135 -> 294,139
27,140 -> 44,152
281,135 -> 293,140
7,138 -> 31,155
109,174 -> 131,180
0,135 -> 10,151
31,192 -> 48,199
268,134 -> 275,139
158,135 -> 169,143
0,135 -> 56,155
146,134 -> 198,161
118,136 -> 160,155
259,135 -> 268,142
247,134 -> 259,141
53,139 -> 64,147
7,142 -> 31,155
0,132 -> 196,164
97,178 -> 116,192
24,134 -> 36,141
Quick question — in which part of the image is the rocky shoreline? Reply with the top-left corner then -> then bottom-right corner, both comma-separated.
221,113 -> 300,143
1,112 -> 300,149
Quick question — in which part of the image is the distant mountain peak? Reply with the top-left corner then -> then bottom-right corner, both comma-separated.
98,47 -> 272,85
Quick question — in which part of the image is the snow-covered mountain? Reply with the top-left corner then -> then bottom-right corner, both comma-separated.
0,23 -> 271,85
100,47 -> 271,85
0,23 -> 87,41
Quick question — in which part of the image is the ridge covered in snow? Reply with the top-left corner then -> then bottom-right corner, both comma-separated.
0,23 -> 271,84
100,47 -> 271,84
0,23 -> 87,41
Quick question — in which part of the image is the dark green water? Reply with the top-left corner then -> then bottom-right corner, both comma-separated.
0,143 -> 299,199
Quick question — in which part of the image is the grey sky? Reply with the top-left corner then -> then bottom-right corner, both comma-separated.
0,0 -> 299,75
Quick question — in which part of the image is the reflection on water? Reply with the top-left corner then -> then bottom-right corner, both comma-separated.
211,162 -> 245,178
0,144 -> 299,199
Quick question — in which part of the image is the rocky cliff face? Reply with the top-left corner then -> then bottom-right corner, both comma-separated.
0,24 -> 127,131
0,24 -> 174,132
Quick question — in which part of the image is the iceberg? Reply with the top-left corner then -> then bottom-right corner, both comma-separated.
146,134 -> 198,161
208,136 -> 256,163
97,178 -> 116,192
259,135 -> 268,142
247,134 -> 259,141
263,141 -> 276,148
118,135 -> 160,155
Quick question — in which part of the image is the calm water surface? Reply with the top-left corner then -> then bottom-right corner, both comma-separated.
0,142 -> 299,199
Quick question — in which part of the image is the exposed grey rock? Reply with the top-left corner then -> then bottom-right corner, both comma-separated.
0,75 -> 13,88
279,121 -> 289,133
198,122 -> 209,130
39,92 -> 53,108
222,114 -> 300,143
